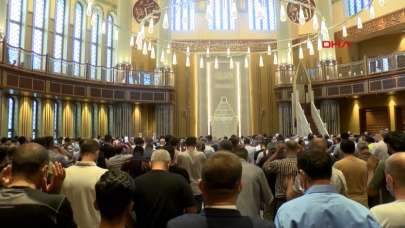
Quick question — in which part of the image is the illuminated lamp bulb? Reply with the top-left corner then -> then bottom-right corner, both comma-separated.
214,56 -> 219,69
172,53 -> 177,65
230,57 -> 234,69
200,57 -> 204,69
259,55 -> 264,67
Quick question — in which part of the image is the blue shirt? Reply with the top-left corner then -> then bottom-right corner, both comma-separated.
275,185 -> 380,228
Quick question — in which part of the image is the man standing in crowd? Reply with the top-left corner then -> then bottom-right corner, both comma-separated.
263,140 -> 298,212
62,139 -> 108,228
368,132 -> 405,206
95,170 -> 135,228
203,135 -> 215,158
244,137 -> 257,164
371,152 -> 405,228
167,152 -> 275,228
177,137 -> 207,212
334,139 -> 368,207
98,135 -> 115,168
275,148 -> 379,228
234,148 -> 274,219
0,143 -> 76,227
371,133 -> 389,161
133,149 -> 196,228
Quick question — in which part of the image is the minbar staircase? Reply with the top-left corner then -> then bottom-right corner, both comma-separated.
301,103 -> 320,136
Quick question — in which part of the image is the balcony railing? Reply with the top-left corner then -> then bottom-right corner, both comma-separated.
275,50 -> 405,86
0,41 -> 174,87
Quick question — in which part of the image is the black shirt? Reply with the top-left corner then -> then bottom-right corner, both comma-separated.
0,187 -> 76,227
133,170 -> 195,228
169,165 -> 190,183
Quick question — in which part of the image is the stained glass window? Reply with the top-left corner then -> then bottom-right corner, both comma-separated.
348,0 -> 370,16
106,14 -> 115,81
248,0 -> 276,31
7,97 -> 15,138
32,0 -> 46,70
207,0 -> 235,30
73,2 -> 84,76
171,0 -> 195,31
7,0 -> 24,64
53,0 -> 67,73
32,100 -> 39,139
90,9 -> 101,79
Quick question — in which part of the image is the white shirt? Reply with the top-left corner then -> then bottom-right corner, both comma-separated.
245,145 -> 257,164
371,200 -> 405,228
62,161 -> 107,228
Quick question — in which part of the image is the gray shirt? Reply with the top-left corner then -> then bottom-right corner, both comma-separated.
177,149 -> 207,195
237,159 -> 274,218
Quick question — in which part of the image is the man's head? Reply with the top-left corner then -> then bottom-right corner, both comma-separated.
309,138 -> 327,152
80,139 -> 100,160
104,135 -> 113,143
385,152 -> 405,197
384,132 -> 405,155
134,137 -> 144,146
298,148 -> 333,190
159,137 -> 166,147
150,149 -> 171,170
340,139 -> 355,154
244,137 -> 250,145
199,152 -> 242,204
233,148 -> 248,161
185,137 -> 197,149
95,170 -> 135,222
286,140 -> 298,155
11,143 -> 50,188
219,140 -> 233,152
229,136 -> 239,148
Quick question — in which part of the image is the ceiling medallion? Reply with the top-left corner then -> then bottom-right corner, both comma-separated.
133,0 -> 161,24
287,0 -> 316,24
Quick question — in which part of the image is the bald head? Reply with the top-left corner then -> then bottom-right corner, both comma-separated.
310,138 -> 327,152
12,143 -> 49,176
385,152 -> 405,187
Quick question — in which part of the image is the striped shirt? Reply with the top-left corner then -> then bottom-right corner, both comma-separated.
263,156 -> 298,198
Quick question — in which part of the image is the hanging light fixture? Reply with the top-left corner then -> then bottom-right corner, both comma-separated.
200,57 -> 204,69
162,11 -> 169,29
321,19 -> 329,40
299,46 -> 304,59
166,44 -> 171,54
214,57 -> 219,69
186,55 -> 190,67
273,53 -> 278,65
369,5 -> 375,19
229,57 -> 234,69
306,37 -> 312,49
142,42 -> 148,55
186,46 -> 190,55
317,37 -> 323,51
148,18 -> 154,34
280,4 -> 287,22
227,48 -> 231,58
231,0 -> 238,20
357,16 -> 363,29
342,25 -> 348,37
160,51 -> 165,63
312,14 -> 319,31
137,40 -> 142,50
206,47 -> 210,57
87,1 -> 93,16
309,45 -> 315,56
299,6 -> 305,25
130,36 -> 135,47
150,47 -> 155,59
247,47 -> 251,55
101,21 -> 106,34
148,41 -> 152,51
172,53 -> 177,65
244,56 -> 249,69
267,45 -> 272,55
259,55 -> 264,67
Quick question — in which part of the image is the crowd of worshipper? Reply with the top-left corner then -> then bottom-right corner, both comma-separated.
0,130 -> 404,228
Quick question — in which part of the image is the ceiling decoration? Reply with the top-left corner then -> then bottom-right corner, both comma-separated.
287,0 -> 316,24
133,0 -> 161,24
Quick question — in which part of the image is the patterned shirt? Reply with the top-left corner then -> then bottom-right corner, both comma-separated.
263,156 -> 298,198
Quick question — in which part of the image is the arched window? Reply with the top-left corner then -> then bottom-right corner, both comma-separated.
106,14 -> 115,81
32,0 -> 47,70
53,0 -> 67,73
347,0 -> 370,16
7,97 -> 15,138
248,0 -> 276,31
32,99 -> 39,139
90,9 -> 102,79
72,2 -> 84,76
6,0 -> 24,64
207,0 -> 235,30
171,0 -> 195,31
53,102 -> 60,139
